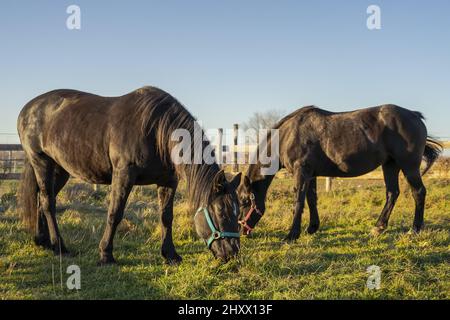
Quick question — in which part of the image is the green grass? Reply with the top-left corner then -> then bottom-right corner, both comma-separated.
0,177 -> 449,300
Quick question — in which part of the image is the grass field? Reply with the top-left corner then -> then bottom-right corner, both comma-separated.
0,174 -> 449,300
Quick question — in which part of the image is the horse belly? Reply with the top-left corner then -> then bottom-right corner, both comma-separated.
318,124 -> 388,177
53,149 -> 112,183
42,136 -> 113,184
319,150 -> 385,177
339,153 -> 382,177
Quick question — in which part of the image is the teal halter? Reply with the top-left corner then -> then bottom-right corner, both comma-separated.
195,207 -> 240,248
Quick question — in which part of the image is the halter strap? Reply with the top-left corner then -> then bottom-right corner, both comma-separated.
195,207 -> 240,248
238,193 -> 263,235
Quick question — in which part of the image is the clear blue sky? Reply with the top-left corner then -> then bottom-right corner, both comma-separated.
1,0 -> 449,142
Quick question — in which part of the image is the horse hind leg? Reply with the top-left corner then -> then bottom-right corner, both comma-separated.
402,167 -> 426,233
30,156 -> 69,255
306,177 -> 320,234
35,166 -> 70,249
371,161 -> 400,236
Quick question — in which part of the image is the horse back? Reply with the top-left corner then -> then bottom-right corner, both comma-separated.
17,88 -> 169,184
278,105 -> 427,176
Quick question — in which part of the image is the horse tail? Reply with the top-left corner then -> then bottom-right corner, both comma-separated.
422,137 -> 443,176
17,159 -> 39,233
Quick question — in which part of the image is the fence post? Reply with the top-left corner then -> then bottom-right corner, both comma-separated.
233,124 -> 239,172
8,150 -> 13,174
12,151 -> 17,173
217,128 -> 223,167
325,177 -> 333,192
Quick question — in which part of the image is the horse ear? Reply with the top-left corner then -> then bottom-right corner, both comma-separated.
227,172 -> 242,193
212,169 -> 226,194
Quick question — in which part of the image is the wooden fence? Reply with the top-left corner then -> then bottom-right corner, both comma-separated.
0,144 -> 23,180
4,138 -> 445,191
0,137 -> 347,193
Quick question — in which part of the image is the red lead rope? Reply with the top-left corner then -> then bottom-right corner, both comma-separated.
238,194 -> 263,235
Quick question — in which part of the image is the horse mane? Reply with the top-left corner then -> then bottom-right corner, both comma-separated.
413,110 -> 425,121
273,105 -> 317,129
246,106 -> 320,181
134,86 -> 220,209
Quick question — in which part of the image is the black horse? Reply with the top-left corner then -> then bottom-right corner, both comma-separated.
17,86 -> 241,264
237,105 -> 442,240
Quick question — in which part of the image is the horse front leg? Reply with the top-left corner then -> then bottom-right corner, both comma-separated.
157,184 -> 182,265
98,167 -> 135,265
285,165 -> 310,242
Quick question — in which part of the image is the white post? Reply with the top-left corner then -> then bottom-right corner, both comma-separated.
217,128 -> 223,167
233,124 -> 239,172
8,150 -> 12,174
12,151 -> 17,173
325,177 -> 333,192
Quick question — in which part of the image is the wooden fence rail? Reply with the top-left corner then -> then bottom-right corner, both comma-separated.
0,144 -> 371,192
0,144 -> 23,151
0,173 -> 21,180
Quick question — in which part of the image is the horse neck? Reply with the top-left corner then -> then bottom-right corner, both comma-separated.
246,163 -> 276,213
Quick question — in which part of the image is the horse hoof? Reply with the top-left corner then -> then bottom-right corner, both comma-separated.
370,226 -> 385,237
307,224 -> 320,234
97,256 -> 116,266
165,255 -> 182,265
412,224 -> 423,234
52,245 -> 70,256
163,252 -> 182,265
284,233 -> 300,243
34,236 -> 52,249
408,226 -> 422,235
55,250 -> 73,258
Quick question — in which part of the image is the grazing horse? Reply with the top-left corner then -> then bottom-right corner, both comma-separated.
237,105 -> 442,240
17,86 -> 241,264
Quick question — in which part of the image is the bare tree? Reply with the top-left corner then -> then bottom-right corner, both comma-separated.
242,109 -> 284,131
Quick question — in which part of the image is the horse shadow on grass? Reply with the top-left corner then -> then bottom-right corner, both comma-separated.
2,213 -> 176,299
238,223 -> 436,278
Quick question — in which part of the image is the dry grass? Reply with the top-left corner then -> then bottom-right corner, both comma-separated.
0,175 -> 449,300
